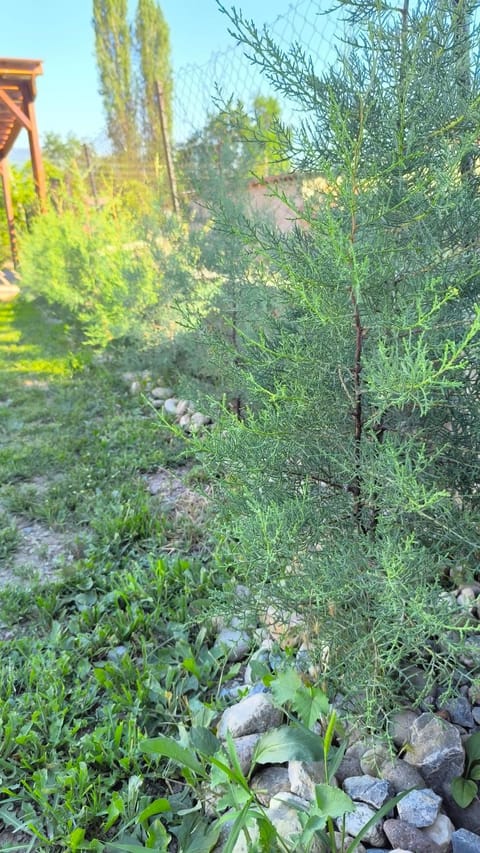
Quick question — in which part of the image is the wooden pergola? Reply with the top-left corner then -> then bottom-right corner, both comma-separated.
0,58 -> 46,268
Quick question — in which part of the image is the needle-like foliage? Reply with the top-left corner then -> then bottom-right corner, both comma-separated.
202,0 -> 480,726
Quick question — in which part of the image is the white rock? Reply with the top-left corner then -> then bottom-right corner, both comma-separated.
214,627 -> 250,662
288,760 -> 327,801
176,399 -> 189,417
217,693 -> 283,740
190,411 -> 210,428
421,813 -> 455,852
340,802 -> 387,847
163,398 -> 178,416
151,386 -> 174,399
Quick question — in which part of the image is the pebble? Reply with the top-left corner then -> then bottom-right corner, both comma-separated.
452,827 -> 480,852
163,398 -> 178,416
217,693 -> 283,739
341,802 -> 387,847
343,775 -> 393,809
396,788 -> 442,828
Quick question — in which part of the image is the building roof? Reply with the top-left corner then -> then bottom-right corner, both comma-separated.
0,58 -> 43,160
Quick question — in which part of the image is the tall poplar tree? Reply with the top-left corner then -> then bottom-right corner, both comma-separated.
135,0 -> 173,157
92,0 -> 138,155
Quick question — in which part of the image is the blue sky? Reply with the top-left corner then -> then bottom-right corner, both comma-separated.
1,0 -> 298,148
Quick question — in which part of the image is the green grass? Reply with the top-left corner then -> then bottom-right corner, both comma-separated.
0,297 -> 226,851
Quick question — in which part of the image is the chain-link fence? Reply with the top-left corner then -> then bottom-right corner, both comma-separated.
84,0 -> 341,211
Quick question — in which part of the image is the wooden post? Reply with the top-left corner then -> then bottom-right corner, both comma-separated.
22,86 -> 47,212
83,143 -> 99,206
0,158 -> 18,269
154,80 -> 179,214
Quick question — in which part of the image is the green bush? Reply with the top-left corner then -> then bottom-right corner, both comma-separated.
198,0 -> 480,726
19,204 -> 162,348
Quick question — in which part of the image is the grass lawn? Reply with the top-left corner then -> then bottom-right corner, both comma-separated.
0,297 -> 230,851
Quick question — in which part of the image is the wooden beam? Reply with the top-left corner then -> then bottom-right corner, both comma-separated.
0,88 -> 32,130
0,157 -> 18,268
21,83 -> 46,211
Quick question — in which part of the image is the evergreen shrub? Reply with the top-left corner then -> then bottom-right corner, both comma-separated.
200,0 -> 480,725
19,203 -> 162,348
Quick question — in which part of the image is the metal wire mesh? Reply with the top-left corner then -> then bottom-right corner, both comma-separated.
173,0 -> 340,143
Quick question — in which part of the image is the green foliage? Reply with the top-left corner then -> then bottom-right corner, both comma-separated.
140,670 -> 407,852
452,731 -> 480,808
18,204 -> 161,347
197,0 -> 480,726
93,0 -> 173,166
135,0 -> 173,152
93,0 -> 138,155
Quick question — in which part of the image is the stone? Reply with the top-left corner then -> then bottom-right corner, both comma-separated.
380,757 -> 426,794
403,712 -> 465,791
250,765 -> 291,806
359,743 -> 392,776
396,788 -> 442,828
422,813 -> 455,853
230,733 -> 262,776
336,744 -> 364,784
288,760 -> 327,801
263,604 -> 306,647
439,696 -> 475,729
334,834 -> 365,853
190,412 -> 210,428
340,802 -> 387,847
151,386 -> 173,399
343,775 -> 394,809
217,693 -> 284,740
163,398 -> 178,416
214,627 -> 250,663
265,794 -> 324,853
176,399 -> 189,417
383,819 -> 442,853
389,710 -> 419,748
452,828 -> 480,852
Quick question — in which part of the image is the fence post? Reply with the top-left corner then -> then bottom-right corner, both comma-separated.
83,144 -> 99,207
155,80 -> 179,214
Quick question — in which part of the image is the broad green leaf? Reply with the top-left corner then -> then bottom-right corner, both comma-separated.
466,732 -> 480,763
270,669 -> 304,707
270,669 -> 329,728
68,827 -> 85,852
137,798 -> 171,823
190,726 -> 221,758
253,725 -> 324,765
451,776 -> 478,808
139,735 -> 204,776
298,813 -> 329,848
314,784 -> 355,818
145,819 -> 170,851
